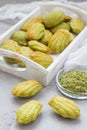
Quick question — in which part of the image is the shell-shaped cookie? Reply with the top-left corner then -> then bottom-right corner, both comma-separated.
40,30 -> 52,45
12,31 -> 28,45
48,29 -> 73,54
1,39 -> 19,52
18,46 -> 33,58
21,17 -> 44,31
64,15 -> 72,22
43,11 -> 65,28
50,22 -> 71,33
28,40 -> 51,53
18,60 -> 26,68
12,80 -> 42,97
30,51 -> 53,68
26,22 -> 45,40
16,100 -> 42,124
48,96 -> 80,119
4,57 -> 18,64
69,32 -> 75,42
16,46 -> 33,67
17,46 -> 33,67
1,40 -> 20,64
70,18 -> 84,34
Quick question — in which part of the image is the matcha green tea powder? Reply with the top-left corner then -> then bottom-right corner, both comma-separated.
60,70 -> 87,93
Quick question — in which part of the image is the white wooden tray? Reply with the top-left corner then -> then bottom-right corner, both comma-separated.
0,2 -> 87,86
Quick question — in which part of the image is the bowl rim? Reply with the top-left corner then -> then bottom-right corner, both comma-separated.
56,69 -> 87,99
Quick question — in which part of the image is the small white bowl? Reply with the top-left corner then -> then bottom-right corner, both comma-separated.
56,69 -> 87,99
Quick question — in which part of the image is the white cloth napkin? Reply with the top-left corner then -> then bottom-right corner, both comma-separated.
64,38 -> 87,72
0,0 -> 87,35
0,2 -> 37,34
0,0 -> 87,21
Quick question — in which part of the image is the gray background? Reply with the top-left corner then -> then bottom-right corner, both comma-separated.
0,1 -> 87,130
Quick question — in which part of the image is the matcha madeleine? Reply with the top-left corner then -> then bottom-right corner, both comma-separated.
0,39 -> 20,64
18,46 -> 33,58
17,46 -> 33,67
48,29 -> 73,54
12,80 -> 43,98
40,30 -> 52,45
30,51 -> 53,68
50,22 -> 71,33
1,39 -> 19,52
44,11 -> 65,28
4,57 -> 19,64
70,18 -> 84,34
12,31 -> 28,46
28,40 -> 51,53
16,100 -> 42,124
21,17 -> 44,31
64,15 -> 72,22
26,22 -> 45,40
48,96 -> 80,119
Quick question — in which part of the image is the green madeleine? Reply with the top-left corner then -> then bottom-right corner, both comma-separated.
44,11 -> 65,28
12,31 -> 28,45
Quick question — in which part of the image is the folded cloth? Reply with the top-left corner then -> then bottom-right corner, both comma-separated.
0,0 -> 87,21
0,3 -> 38,20
0,2 -> 38,35
0,0 -> 87,35
64,38 -> 87,72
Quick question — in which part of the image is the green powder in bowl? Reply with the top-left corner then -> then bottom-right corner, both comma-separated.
56,69 -> 87,99
60,70 -> 87,93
